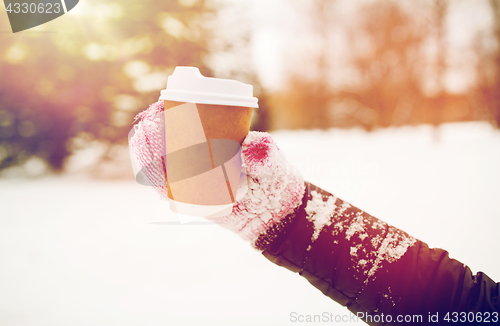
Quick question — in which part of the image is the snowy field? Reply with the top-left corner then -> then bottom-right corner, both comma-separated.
1,122 -> 499,326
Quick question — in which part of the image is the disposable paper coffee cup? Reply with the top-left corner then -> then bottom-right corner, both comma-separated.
159,67 -> 258,217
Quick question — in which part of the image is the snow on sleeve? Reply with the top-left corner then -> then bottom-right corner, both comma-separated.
305,190 -> 337,242
366,226 -> 416,278
306,193 -> 417,283
345,211 -> 369,241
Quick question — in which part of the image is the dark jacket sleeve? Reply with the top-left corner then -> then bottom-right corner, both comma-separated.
254,182 -> 500,325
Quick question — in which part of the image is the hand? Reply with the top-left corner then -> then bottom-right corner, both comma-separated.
208,131 -> 305,243
129,101 -> 305,245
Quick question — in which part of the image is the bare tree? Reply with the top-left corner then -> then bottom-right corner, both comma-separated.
335,1 -> 430,128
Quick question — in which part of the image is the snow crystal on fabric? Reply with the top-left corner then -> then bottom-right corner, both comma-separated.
345,212 -> 367,240
366,226 -> 416,278
331,201 -> 351,236
341,214 -> 416,281
305,190 -> 337,242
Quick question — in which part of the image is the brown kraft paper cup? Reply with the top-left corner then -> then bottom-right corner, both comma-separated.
163,100 -> 253,211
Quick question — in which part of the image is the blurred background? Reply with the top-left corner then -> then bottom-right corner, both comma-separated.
1,1 -> 500,326
0,0 -> 500,175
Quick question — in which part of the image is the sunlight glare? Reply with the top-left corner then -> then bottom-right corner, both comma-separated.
67,1 -> 123,20
83,43 -> 118,61
161,16 -> 185,38
5,46 -> 26,64
124,61 -> 151,78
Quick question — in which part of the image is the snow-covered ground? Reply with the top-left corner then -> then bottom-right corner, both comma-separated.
1,122 -> 499,326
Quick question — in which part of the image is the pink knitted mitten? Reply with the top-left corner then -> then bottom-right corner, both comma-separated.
207,131 -> 305,243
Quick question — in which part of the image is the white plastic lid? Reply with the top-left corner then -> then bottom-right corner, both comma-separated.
159,66 -> 258,108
